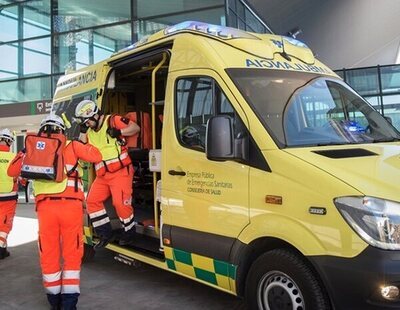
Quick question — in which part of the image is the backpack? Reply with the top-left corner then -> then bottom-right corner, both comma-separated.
21,133 -> 66,182
124,111 -> 152,149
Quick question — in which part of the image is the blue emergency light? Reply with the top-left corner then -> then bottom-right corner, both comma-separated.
164,21 -> 258,40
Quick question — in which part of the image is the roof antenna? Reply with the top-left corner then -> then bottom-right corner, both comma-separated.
280,27 -> 303,62
280,38 -> 291,62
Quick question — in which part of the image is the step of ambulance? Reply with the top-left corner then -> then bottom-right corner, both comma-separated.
121,232 -> 163,259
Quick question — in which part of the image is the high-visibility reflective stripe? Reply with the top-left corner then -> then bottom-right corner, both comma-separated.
0,231 -> 7,239
0,191 -> 17,197
66,180 -> 83,191
94,152 -> 129,171
43,271 -> 62,283
120,214 -> 133,224
89,209 -> 107,219
22,164 -> 54,174
0,240 -> 5,247
61,284 -> 80,294
92,217 -> 110,227
63,270 -> 80,280
62,279 -> 80,286
44,285 -> 61,295
125,221 -> 135,231
65,164 -> 76,170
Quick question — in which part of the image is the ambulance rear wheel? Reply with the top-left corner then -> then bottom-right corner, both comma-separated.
245,249 -> 330,310
82,243 -> 96,263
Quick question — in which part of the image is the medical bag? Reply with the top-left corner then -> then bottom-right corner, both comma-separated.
21,133 -> 66,182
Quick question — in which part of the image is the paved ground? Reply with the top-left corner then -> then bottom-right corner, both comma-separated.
0,203 -> 246,309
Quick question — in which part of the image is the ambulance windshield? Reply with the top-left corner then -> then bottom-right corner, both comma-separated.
227,68 -> 400,147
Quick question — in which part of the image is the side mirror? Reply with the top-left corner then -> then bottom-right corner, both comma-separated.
206,116 -> 234,161
206,115 -> 248,162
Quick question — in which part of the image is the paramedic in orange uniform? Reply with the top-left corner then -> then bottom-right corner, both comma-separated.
75,100 -> 140,248
0,128 -> 18,259
8,114 -> 102,310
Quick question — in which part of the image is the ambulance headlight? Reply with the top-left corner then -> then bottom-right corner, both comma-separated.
334,196 -> 400,250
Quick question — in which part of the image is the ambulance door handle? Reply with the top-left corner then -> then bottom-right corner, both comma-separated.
168,170 -> 186,176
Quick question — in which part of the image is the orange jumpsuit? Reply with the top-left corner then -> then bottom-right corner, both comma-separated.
86,115 -> 135,242
0,145 -> 18,258
8,139 -> 101,309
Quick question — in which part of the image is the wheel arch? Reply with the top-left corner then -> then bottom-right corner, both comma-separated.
231,236 -> 332,308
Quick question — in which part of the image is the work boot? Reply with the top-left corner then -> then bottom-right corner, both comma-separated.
47,293 -> 61,310
0,247 -> 10,259
94,237 -> 111,249
119,226 -> 136,246
93,223 -> 113,249
61,293 -> 79,310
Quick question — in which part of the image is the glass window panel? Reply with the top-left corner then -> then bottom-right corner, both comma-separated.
93,33 -> 116,63
23,2 -> 51,38
238,19 -> 245,30
228,0 -> 236,12
134,20 -> 168,41
383,94 -> 400,130
53,0 -> 130,32
54,23 -> 131,73
143,7 -> 225,34
0,71 -> 17,80
24,38 -> 51,76
346,68 -> 379,96
24,36 -> 50,54
176,77 -> 213,151
0,38 -> 50,79
0,43 -> 18,80
0,76 -> 52,104
137,0 -> 223,19
365,96 -> 382,113
0,1 -> 50,41
53,74 -> 63,94
245,8 -> 265,33
381,65 -> 400,94
236,0 -> 245,20
176,76 -> 246,152
227,9 -> 237,28
0,5 -> 18,42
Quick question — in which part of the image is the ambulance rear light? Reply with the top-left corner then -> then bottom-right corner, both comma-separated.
164,21 -> 259,40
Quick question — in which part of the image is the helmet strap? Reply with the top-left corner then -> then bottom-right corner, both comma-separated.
0,138 -> 11,147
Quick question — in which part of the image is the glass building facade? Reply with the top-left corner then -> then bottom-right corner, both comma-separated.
0,0 -> 270,119
336,65 -> 400,131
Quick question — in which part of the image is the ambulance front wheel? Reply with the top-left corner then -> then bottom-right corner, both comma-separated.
245,249 -> 331,310
82,243 -> 96,263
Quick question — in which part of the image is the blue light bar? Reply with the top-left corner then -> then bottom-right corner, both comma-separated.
164,21 -> 258,40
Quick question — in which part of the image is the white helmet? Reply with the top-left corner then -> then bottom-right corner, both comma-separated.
75,100 -> 99,123
0,128 -> 14,143
40,114 -> 66,132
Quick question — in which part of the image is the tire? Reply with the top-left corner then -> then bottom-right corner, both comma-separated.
82,243 -> 96,264
245,249 -> 330,310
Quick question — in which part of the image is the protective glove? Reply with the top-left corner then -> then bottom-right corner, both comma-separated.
79,123 -> 89,134
107,127 -> 121,138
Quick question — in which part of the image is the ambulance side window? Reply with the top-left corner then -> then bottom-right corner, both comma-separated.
176,76 -> 244,152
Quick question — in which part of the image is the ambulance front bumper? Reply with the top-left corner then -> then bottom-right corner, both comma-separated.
309,246 -> 400,309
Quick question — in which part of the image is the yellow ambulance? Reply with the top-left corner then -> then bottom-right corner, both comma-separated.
52,21 -> 400,309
